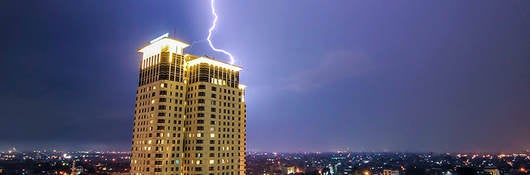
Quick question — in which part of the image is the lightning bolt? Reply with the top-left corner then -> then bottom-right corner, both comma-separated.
207,0 -> 235,64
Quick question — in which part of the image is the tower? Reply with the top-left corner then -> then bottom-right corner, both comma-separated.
131,33 -> 246,175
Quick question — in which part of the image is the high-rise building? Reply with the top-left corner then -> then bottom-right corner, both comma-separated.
131,33 -> 247,175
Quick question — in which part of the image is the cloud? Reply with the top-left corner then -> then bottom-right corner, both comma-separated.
285,50 -> 374,92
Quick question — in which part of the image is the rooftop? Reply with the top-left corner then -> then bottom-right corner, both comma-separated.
186,55 -> 242,72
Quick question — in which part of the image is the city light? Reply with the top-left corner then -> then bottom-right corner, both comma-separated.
363,170 -> 371,175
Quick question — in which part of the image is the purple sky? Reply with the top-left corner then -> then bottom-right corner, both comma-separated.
1,1 -> 529,152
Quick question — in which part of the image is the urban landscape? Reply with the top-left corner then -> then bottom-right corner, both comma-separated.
1,148 -> 530,175
2,1 -> 530,175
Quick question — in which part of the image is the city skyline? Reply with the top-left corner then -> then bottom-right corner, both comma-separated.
1,1 -> 530,153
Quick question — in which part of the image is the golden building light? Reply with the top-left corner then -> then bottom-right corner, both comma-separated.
131,33 -> 246,175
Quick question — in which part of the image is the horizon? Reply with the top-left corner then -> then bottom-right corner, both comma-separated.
1,143 -> 529,154
2,147 -> 529,155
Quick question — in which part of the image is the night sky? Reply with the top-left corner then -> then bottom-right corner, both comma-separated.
1,1 -> 529,153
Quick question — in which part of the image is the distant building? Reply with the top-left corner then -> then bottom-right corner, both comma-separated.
383,169 -> 399,175
70,160 -> 83,175
484,168 -> 500,175
281,166 -> 296,175
130,34 -> 247,175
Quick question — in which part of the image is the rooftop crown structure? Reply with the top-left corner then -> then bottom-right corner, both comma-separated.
131,33 -> 246,175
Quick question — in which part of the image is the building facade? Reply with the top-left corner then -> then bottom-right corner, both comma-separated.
131,34 -> 246,175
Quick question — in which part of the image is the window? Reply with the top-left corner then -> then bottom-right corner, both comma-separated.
197,120 -> 204,124
198,92 -> 205,96
199,85 -> 206,89
211,108 -> 216,112
211,87 -> 217,91
197,140 -> 204,144
198,106 -> 205,111
160,90 -> 167,95
159,98 -> 167,102
198,113 -> 205,117
211,94 -> 217,98
158,105 -> 166,110
197,126 -> 204,130
157,119 -> 165,123
196,146 -> 203,150
198,99 -> 205,103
